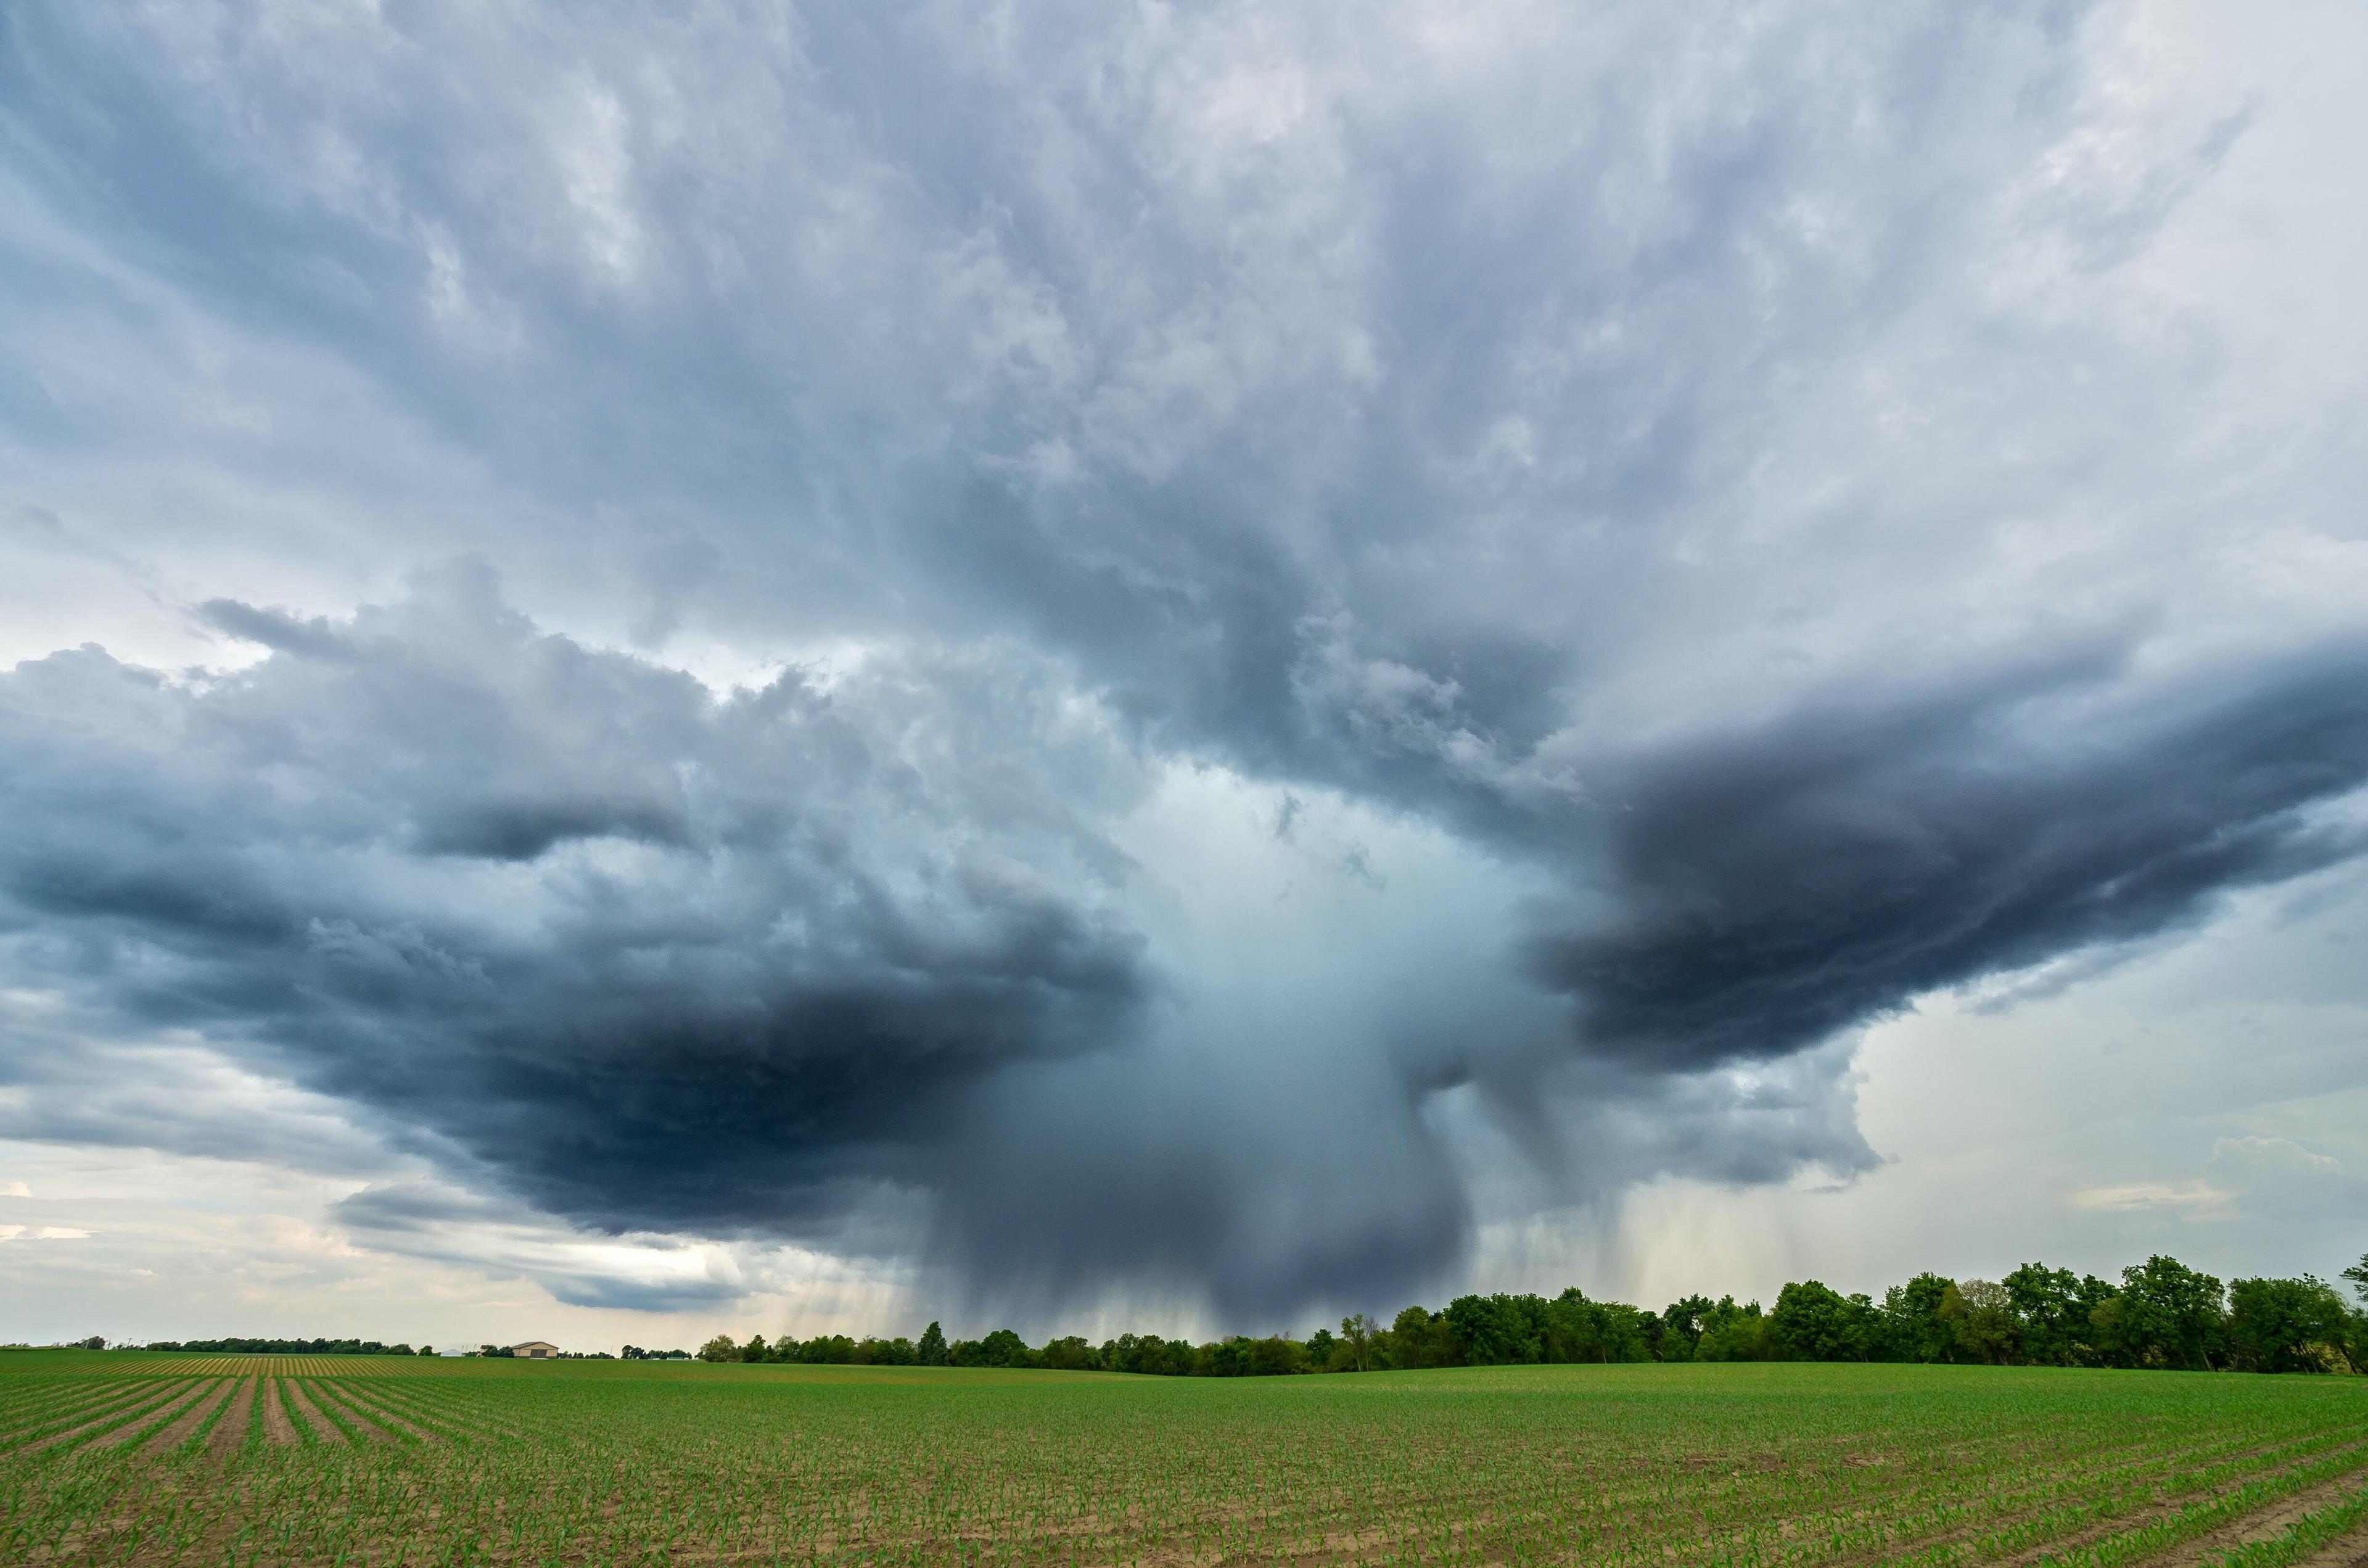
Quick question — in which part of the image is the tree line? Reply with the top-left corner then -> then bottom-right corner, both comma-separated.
698,1252 -> 2368,1376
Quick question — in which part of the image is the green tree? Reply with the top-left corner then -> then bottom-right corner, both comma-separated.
1587,1300 -> 1658,1363
2227,1276 -> 2354,1373
1445,1294 -> 1545,1366
1940,1279 -> 2019,1365
1770,1281 -> 1876,1361
1040,1335 -> 1098,1370
1658,1295 -> 1716,1362
739,1334 -> 769,1363
1339,1313 -> 1375,1372
2000,1263 -> 2115,1366
976,1328 -> 1032,1368
1520,1288 -> 1651,1363
1387,1305 -> 1461,1369
2100,1255 -> 2226,1370
696,1334 -> 738,1363
918,1321 -> 948,1366
1244,1335 -> 1307,1376
1693,1298 -> 1772,1361
1878,1274 -> 1959,1363
2343,1255 -> 2368,1304
1132,1334 -> 1193,1376
1538,1289 -> 1598,1363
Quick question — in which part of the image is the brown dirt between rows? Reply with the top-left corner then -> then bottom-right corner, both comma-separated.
302,1380 -> 388,1441
205,1379 -> 257,1461
1622,1427 -> 2353,1568
2,1382 -> 157,1444
2292,1519 -> 2368,1567
81,1382 -> 213,1453
26,1384 -> 2367,1568
321,1383 -> 438,1442
2152,1477 -> 2368,1568
281,1378 -> 347,1443
360,1385 -> 517,1442
1973,1453 -> 2368,1568
1238,1447 -> 2368,1568
20,1382 -> 203,1456
260,1379 -> 300,1447
538,1457 -> 2365,1568
1786,1422 -> 2368,1568
31,1448 -> 2368,1568
136,1379 -> 234,1456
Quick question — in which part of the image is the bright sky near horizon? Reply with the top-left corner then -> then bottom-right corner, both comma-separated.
2,0 -> 2365,1353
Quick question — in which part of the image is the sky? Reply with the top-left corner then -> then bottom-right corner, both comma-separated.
2,0 -> 2365,1354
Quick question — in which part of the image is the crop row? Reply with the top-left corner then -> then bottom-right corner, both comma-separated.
1,1360 -> 2362,1568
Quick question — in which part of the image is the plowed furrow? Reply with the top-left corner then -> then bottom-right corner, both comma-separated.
17,1382 -> 195,1456
138,1379 -> 234,1456
205,1378 -> 258,1461
281,1378 -> 345,1444
261,1379 -> 300,1447
70,1381 -> 210,1453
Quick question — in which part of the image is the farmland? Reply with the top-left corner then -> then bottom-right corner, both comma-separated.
2,1352 -> 2366,1567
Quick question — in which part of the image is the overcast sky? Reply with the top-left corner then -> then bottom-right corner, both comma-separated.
3,0 -> 2365,1353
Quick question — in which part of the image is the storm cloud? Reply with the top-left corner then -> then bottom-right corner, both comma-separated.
1531,650 -> 2368,1070
1,567 -> 1151,1237
2,0 -> 2366,1325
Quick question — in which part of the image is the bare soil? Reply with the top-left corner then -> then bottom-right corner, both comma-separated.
205,1379 -> 257,1461
319,1382 -> 437,1442
2152,1475 -> 2368,1568
301,1381 -> 387,1441
1,1382 -> 154,1443
281,1378 -> 347,1443
22,1382 -> 203,1456
260,1379 -> 300,1447
2294,1521 -> 2368,1567
362,1383 -> 519,1441
136,1379 -> 234,1456
78,1382 -> 211,1453
1974,1444 -> 2368,1568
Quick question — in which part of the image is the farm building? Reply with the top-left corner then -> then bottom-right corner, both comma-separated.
510,1340 -> 559,1358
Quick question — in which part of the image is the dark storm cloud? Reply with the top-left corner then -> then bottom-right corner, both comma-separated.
14,586 -> 2357,1323
1526,651 -> 2368,1070
0,568 -> 1152,1236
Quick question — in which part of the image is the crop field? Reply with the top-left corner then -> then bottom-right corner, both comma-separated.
2,1352 -> 2365,1568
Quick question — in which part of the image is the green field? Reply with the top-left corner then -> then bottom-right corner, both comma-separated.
3,1352 -> 2366,1567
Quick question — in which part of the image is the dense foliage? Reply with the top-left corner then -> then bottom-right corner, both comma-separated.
701,1251 -> 2368,1377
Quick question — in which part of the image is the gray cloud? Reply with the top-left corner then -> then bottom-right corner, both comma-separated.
2,0 -> 2365,1322
328,1181 -> 768,1312
0,572 -> 1900,1320
1,568 -> 1151,1242
1527,648 -> 2368,1070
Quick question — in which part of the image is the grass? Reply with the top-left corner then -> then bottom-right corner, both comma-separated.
0,1351 -> 2363,1566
